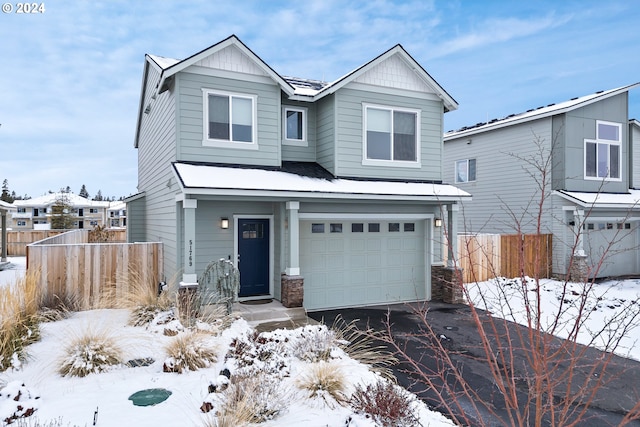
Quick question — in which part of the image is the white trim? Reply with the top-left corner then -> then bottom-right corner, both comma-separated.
583,137 -> 622,182
362,103 -> 422,168
454,158 -> 476,183
233,214 -> 275,300
282,105 -> 308,146
299,213 -> 433,220
202,88 -> 258,147
596,120 -> 622,141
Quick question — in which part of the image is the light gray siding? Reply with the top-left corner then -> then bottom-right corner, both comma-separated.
316,95 -> 336,174
631,122 -> 640,188
334,86 -> 443,180
126,197 -> 146,243
281,97 -> 317,162
443,119 -> 554,235
562,93 -> 629,193
136,64 -> 179,282
176,72 -> 281,167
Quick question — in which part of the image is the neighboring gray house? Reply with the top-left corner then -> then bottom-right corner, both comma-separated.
128,35 -> 470,310
444,84 -> 640,278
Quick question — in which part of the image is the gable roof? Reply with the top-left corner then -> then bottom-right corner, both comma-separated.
0,200 -> 15,212
445,83 -> 640,140
310,44 -> 458,111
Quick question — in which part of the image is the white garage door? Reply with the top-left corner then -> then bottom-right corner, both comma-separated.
300,219 -> 428,310
584,221 -> 638,277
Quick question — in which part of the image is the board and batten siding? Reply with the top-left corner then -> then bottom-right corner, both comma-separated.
561,93 -> 630,193
632,121 -> 640,188
281,97 -> 317,162
333,87 -> 443,180
136,62 -> 179,282
126,197 -> 146,243
176,71 -> 281,167
443,119 -> 554,235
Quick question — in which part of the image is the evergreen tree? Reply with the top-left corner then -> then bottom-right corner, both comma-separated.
93,190 -> 103,201
79,184 -> 89,199
50,193 -> 75,230
1,179 -> 13,203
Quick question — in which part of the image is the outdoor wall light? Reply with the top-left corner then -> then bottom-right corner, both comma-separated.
434,218 -> 443,227
220,217 -> 229,229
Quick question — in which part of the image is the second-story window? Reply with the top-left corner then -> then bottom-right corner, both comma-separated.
585,120 -> 621,180
363,104 -> 420,166
455,159 -> 476,183
203,89 -> 256,146
282,106 -> 307,146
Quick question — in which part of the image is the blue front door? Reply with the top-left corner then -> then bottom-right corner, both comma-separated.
237,218 -> 270,297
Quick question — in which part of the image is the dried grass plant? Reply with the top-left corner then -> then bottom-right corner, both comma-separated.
331,314 -> 398,380
0,270 -> 42,371
217,373 -> 288,424
58,328 -> 122,377
163,332 -> 218,373
296,361 -> 347,408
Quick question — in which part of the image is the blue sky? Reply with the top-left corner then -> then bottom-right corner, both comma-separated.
1,0 -> 639,199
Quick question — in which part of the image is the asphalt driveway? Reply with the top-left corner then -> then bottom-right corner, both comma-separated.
309,301 -> 640,426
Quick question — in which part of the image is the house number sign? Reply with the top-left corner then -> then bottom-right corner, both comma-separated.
188,239 -> 193,267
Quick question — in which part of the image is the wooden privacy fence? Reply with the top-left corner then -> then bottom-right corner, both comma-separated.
457,233 -> 552,282
7,229 -> 126,256
27,230 -> 162,310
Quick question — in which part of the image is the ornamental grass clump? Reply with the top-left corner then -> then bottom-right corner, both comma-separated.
296,361 -> 347,408
0,270 -> 41,371
58,330 -> 122,377
163,332 -> 218,373
217,373 -> 288,424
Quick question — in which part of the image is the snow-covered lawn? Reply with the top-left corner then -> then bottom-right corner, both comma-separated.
0,307 -> 455,426
467,277 -> 640,360
0,257 -> 26,288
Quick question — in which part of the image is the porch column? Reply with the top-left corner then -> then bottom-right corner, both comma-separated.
573,209 -> 585,256
286,201 -> 300,275
447,203 -> 459,268
281,201 -> 303,308
1,210 -> 7,262
182,199 -> 197,284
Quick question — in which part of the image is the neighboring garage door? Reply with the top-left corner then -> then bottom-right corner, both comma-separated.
584,221 -> 638,278
300,219 -> 428,310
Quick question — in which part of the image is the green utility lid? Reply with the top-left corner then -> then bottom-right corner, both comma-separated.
128,388 -> 172,407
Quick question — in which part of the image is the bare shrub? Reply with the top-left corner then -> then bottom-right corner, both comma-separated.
58,329 -> 122,377
163,332 -> 218,373
296,361 -> 347,408
349,379 -> 420,427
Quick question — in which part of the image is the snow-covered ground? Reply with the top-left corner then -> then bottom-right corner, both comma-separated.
0,305 -> 455,426
467,277 -> 640,361
0,257 -> 26,288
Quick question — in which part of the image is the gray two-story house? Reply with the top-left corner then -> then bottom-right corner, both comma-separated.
129,35 -> 469,310
444,84 -> 640,279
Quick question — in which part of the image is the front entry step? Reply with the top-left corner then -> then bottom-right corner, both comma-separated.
234,299 -> 307,323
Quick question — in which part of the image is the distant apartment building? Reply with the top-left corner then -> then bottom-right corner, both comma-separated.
10,192 -> 126,230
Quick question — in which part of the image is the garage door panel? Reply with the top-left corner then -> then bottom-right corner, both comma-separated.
584,222 -> 637,277
301,219 -> 427,310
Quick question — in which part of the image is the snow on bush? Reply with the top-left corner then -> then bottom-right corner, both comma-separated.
163,331 -> 218,373
349,378 -> 421,427
58,331 -> 122,377
295,361 -> 347,408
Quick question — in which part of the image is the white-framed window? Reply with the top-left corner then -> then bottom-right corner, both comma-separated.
455,159 -> 476,183
17,220 -> 26,226
363,104 -> 421,167
282,106 -> 307,146
202,89 -> 257,148
17,207 -> 26,213
585,120 -> 621,180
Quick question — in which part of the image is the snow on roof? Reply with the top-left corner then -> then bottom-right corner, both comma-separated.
555,190 -> 640,209
147,54 -> 180,70
13,192 -> 112,208
172,162 -> 470,201
445,83 -> 640,140
0,200 -> 15,211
